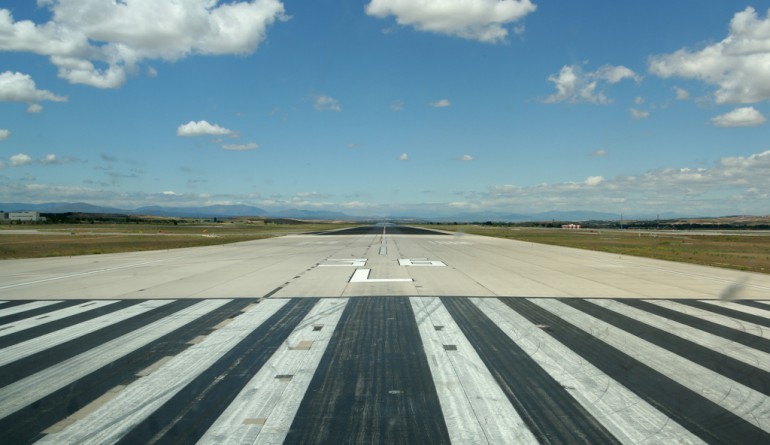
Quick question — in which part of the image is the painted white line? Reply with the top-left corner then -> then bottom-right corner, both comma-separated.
36,298 -> 280,445
411,297 -> 537,444
0,300 -> 62,317
349,269 -> 413,283
319,259 -> 366,267
531,298 -> 770,434
0,299 -> 230,421
201,298 -> 347,444
0,259 -> 167,291
0,300 -> 119,338
590,299 -> 770,372
475,298 -> 704,445
0,300 -> 171,366
645,300 -> 770,340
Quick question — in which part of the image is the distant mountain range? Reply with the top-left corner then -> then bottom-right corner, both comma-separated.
0,202 -> 699,222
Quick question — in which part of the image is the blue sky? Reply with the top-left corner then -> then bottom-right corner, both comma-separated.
1,1 -> 769,217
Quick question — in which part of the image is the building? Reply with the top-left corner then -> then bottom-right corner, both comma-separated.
0,211 -> 44,222
561,224 -> 581,229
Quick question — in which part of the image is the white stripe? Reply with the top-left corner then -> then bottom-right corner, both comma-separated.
38,299 -> 286,445
474,298 -> 704,445
0,300 -> 170,366
699,300 -> 770,318
531,298 -> 770,434
0,299 -> 227,420
0,300 -> 62,318
0,300 -> 118,338
200,298 -> 346,445
645,300 -> 770,340
590,299 -> 770,372
411,297 -> 538,445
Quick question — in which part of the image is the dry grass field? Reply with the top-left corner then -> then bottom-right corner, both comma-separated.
427,225 -> 770,275
0,221 -> 350,259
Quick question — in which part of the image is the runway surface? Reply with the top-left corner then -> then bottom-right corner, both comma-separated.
1,225 -> 770,443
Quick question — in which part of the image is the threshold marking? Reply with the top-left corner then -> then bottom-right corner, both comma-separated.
349,269 -> 413,283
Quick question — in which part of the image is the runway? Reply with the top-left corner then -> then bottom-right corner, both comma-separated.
1,226 -> 770,443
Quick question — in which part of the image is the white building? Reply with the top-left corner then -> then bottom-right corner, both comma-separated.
1,211 -> 43,222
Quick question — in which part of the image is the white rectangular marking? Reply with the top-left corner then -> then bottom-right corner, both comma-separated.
349,269 -> 413,283
398,259 -> 446,267
0,300 -> 119,338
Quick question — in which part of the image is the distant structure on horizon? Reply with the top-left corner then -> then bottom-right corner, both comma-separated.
561,224 -> 582,229
0,211 -> 44,222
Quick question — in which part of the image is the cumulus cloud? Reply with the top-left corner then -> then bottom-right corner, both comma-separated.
365,0 -> 537,43
629,108 -> 650,119
591,149 -> 608,157
0,129 -> 9,141
431,98 -> 451,108
482,150 -> 770,215
222,142 -> 259,151
313,94 -> 341,112
0,71 -> 67,107
9,153 -> 32,166
649,7 -> 770,104
399,152 -> 409,161
177,120 -> 237,137
711,106 -> 766,127
674,87 -> 690,100
0,1 -> 287,88
545,64 -> 639,104
458,154 -> 473,161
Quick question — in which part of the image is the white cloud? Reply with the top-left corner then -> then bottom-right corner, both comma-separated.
649,7 -> 770,104
27,103 -> 43,113
431,98 -> 451,108
162,191 -> 178,196
222,142 -> 259,151
629,108 -> 650,119
591,149 -> 608,157
177,120 -> 237,137
674,87 -> 690,100
635,96 -> 645,105
399,152 -> 409,161
0,1 -> 287,88
483,150 -> 770,215
314,94 -> 341,112
390,99 -> 404,111
365,0 -> 537,43
584,176 -> 604,186
711,106 -> 766,127
0,71 -> 67,106
10,153 -> 32,166
0,129 -> 9,141
458,154 -> 473,161
39,154 -> 60,165
545,64 -> 639,104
